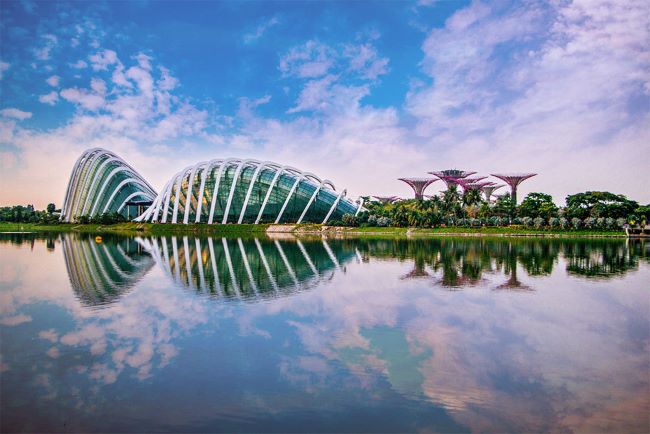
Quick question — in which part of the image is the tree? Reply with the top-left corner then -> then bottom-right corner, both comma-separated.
462,189 -> 482,207
47,203 -> 56,214
518,193 -> 558,219
565,191 -> 638,219
493,193 -> 515,218
442,185 -> 463,218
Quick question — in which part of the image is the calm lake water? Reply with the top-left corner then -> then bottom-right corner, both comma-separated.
1,233 -> 648,433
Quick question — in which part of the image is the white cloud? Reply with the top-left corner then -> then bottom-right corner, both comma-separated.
243,15 -> 280,44
34,33 -> 59,60
60,87 -> 105,111
404,0 -> 650,203
89,49 -> 118,71
0,61 -> 9,79
0,313 -> 32,326
136,53 -> 152,71
111,62 -> 131,88
46,75 -> 60,87
1,108 -> 32,120
39,91 -> 59,105
70,60 -> 87,69
344,44 -> 389,79
126,65 -> 154,98
90,78 -> 106,95
34,34 -> 58,60
157,67 -> 178,91
279,40 -> 336,78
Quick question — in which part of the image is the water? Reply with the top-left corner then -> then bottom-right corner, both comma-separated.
1,233 -> 648,433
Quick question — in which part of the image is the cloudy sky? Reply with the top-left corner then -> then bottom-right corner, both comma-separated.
1,0 -> 648,209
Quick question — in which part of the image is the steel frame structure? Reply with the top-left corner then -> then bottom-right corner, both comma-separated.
397,178 -> 438,200
490,173 -> 537,205
60,148 -> 156,222
135,158 -> 359,225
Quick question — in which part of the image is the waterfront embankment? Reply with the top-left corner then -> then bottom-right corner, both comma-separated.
0,222 -> 631,238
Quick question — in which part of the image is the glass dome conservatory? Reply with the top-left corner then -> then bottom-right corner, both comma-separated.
62,149 -> 362,224
61,148 -> 157,223
135,158 -> 360,224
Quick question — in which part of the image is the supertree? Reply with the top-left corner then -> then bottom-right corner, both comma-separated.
372,195 -> 399,204
482,184 -> 504,202
429,170 -> 477,189
490,173 -> 537,205
455,176 -> 489,192
398,178 -> 438,200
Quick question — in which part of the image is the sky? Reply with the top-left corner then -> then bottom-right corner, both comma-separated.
0,0 -> 649,209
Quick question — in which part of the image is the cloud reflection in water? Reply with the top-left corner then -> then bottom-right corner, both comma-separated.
0,234 -> 648,433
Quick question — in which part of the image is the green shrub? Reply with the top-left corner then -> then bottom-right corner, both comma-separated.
571,217 -> 582,229
342,213 -> 358,227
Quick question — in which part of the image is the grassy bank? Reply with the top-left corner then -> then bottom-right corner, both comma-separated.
0,222 -> 269,236
326,226 -> 626,237
0,222 -> 629,238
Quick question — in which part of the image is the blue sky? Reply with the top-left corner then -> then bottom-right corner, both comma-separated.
1,0 -> 649,208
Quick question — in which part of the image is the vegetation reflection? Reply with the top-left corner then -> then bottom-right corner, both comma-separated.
355,238 -> 647,289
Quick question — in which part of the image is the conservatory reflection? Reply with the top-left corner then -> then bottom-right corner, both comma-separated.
54,235 -> 648,305
62,234 -> 155,306
136,236 -> 359,299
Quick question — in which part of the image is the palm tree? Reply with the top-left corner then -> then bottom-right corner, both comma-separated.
463,188 -> 482,207
442,185 -> 461,213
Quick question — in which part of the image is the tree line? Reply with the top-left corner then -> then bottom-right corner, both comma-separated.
336,189 -> 650,230
0,204 -> 127,224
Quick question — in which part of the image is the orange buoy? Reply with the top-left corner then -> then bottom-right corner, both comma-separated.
95,236 -> 102,243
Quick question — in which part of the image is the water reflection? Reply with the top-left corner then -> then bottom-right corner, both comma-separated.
564,239 -> 648,278
357,238 -> 648,289
1,234 -> 648,433
63,234 -> 154,307
138,236 -> 358,300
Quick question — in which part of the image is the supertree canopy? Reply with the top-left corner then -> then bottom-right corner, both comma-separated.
482,184 -> 504,202
429,170 -> 477,188
398,178 -> 438,200
372,195 -> 399,204
490,173 -> 537,205
456,176 -> 489,191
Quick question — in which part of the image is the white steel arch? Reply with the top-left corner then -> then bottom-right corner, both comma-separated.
62,148 -> 155,222
128,155 -> 360,224
237,161 -> 279,224
194,159 -> 223,223
322,189 -> 347,224
116,191 -> 150,213
102,178 -> 152,214
222,159 -> 260,224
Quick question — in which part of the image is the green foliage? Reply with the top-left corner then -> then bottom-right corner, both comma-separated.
359,189 -> 640,232
493,193 -> 515,217
571,217 -> 582,229
518,193 -> 558,219
565,191 -> 638,219
634,205 -> 650,220
0,204 -> 58,224
47,203 -> 56,214
76,212 -> 127,225
341,213 -> 358,227
462,189 -> 483,207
